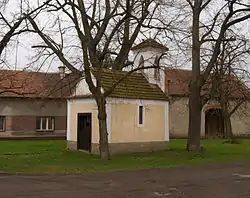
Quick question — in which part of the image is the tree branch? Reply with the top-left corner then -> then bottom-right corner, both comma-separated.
26,15 -> 80,74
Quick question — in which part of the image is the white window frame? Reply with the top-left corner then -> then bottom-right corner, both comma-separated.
36,117 -> 55,132
138,105 -> 145,127
0,116 -> 5,132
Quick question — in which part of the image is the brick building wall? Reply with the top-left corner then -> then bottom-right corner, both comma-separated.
55,116 -> 67,131
5,116 -> 12,132
11,116 -> 36,132
0,98 -> 67,137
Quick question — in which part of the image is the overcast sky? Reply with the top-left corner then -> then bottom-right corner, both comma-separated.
1,0 -> 250,73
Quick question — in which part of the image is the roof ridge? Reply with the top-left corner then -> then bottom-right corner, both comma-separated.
0,69 -> 60,75
165,68 -> 191,72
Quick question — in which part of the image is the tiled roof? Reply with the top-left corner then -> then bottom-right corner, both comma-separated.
203,75 -> 250,99
0,70 -> 80,99
165,68 -> 250,98
165,68 -> 192,96
131,39 -> 169,51
91,69 -> 168,101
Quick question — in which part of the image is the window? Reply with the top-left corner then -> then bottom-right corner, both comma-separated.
154,56 -> 160,81
139,55 -> 144,73
154,67 -> 160,81
36,117 -> 54,131
138,105 -> 144,126
0,116 -> 5,132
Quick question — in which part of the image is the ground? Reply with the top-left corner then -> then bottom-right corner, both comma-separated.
1,139 -> 250,173
0,161 -> 250,197
1,140 -> 250,197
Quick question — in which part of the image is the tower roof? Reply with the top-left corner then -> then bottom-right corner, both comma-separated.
131,38 -> 169,51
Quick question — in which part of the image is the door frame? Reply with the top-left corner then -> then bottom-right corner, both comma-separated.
77,113 -> 92,152
205,108 -> 224,138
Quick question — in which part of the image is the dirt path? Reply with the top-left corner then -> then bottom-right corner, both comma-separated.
0,161 -> 250,198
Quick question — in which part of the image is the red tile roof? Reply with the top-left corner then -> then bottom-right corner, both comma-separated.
165,68 -> 192,96
165,68 -> 250,98
0,70 -> 80,99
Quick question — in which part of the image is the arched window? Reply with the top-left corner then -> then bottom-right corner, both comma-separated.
138,55 -> 144,73
154,56 -> 160,81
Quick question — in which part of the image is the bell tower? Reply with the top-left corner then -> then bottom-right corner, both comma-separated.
131,38 -> 168,92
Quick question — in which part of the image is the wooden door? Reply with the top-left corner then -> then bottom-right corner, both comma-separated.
77,113 -> 91,152
205,109 -> 225,138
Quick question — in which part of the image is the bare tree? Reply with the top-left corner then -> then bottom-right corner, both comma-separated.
0,1 -> 51,60
184,0 -> 250,151
25,0 -> 169,160
208,35 -> 250,142
0,0 -> 53,96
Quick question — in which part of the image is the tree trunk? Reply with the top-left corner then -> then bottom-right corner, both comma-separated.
96,96 -> 110,160
219,86 -> 233,140
223,109 -> 233,140
216,73 -> 233,140
187,1 -> 202,152
187,84 -> 202,151
221,100 -> 235,143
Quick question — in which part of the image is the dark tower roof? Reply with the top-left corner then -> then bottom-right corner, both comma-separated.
131,38 -> 169,51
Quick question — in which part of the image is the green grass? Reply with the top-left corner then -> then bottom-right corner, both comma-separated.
0,139 -> 250,174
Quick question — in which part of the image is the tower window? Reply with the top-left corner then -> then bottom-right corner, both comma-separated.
139,55 -> 144,73
154,56 -> 160,80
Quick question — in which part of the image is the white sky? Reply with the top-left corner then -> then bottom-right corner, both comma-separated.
1,0 -> 250,73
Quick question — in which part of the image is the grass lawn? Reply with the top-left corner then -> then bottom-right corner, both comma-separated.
0,139 -> 250,174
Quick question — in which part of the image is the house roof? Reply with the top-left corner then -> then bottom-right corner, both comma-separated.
0,68 -> 167,101
204,75 -> 250,99
0,70 -> 80,99
165,68 -> 250,99
131,38 -> 169,51
88,69 -> 168,101
165,68 -> 192,96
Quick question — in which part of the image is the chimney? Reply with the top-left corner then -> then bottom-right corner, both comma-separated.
58,66 -> 66,79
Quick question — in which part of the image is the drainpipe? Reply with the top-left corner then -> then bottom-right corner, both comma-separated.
165,79 -> 171,95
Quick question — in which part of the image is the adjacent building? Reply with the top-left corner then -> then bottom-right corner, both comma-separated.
165,68 -> 250,138
0,69 -> 78,138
